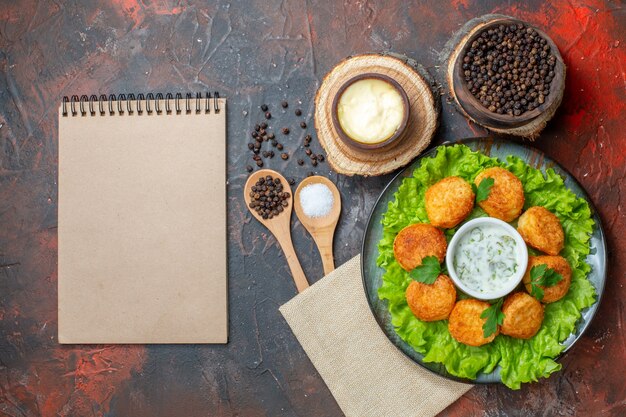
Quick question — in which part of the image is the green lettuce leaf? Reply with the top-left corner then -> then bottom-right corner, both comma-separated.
377,144 -> 596,389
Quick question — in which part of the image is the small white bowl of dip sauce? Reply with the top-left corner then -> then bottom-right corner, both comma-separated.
332,73 -> 409,150
446,217 -> 528,300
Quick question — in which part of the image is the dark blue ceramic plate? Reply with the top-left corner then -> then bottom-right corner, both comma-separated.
360,138 -> 607,385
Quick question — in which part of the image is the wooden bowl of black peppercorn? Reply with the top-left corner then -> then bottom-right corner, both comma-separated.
450,17 -> 565,131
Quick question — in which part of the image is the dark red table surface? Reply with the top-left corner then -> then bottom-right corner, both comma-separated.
1,1 -> 624,416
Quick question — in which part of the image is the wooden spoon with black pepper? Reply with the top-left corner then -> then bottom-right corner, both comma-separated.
244,169 -> 309,293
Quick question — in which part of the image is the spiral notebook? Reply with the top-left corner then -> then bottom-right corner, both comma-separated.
58,93 -> 227,344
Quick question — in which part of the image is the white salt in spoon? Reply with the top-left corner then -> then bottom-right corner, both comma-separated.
294,176 -> 341,275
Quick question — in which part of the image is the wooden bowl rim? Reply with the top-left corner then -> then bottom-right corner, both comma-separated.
330,72 -> 410,151
452,17 -> 565,128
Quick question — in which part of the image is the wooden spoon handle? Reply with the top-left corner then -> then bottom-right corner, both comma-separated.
278,234 -> 309,293
320,250 -> 335,275
315,232 -> 336,275
317,236 -> 335,275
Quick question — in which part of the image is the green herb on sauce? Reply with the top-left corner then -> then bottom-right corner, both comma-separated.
454,225 -> 520,292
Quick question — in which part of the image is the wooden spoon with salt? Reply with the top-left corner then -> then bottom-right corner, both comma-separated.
244,169 -> 309,293
294,176 -> 341,275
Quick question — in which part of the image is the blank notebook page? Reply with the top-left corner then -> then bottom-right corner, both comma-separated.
58,98 -> 227,344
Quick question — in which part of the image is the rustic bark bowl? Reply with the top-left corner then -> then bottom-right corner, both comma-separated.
331,73 -> 410,151
449,17 -> 566,135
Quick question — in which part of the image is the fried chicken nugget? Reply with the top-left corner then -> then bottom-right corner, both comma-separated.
522,256 -> 572,303
500,292 -> 544,339
425,176 -> 476,228
474,167 -> 525,222
517,206 -> 565,255
393,223 -> 447,271
448,299 -> 498,346
406,275 -> 457,321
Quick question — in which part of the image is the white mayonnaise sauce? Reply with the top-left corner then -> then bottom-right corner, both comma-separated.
337,78 -> 404,144
453,224 -> 520,293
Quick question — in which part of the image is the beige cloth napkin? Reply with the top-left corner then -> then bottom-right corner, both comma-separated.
280,255 -> 472,417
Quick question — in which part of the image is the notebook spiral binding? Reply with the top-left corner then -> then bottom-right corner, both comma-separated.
61,92 -> 221,117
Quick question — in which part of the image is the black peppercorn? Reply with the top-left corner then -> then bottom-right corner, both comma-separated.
297,159 -> 304,166
295,109 -> 302,116
317,154 -> 325,162
246,165 -> 253,172
265,112 -> 271,119
281,101 -> 288,108
277,143 -> 283,150
248,175 -> 290,218
261,104 -> 268,111
300,121 -> 307,129
281,153 -> 289,160
288,177 -> 296,185
461,22 -> 556,116
282,127 -> 290,135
